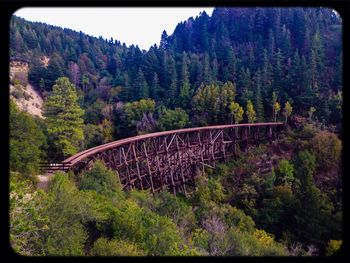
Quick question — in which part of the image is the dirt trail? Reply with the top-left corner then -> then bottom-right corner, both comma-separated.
37,173 -> 55,190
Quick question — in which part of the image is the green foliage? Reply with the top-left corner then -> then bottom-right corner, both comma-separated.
273,102 -> 281,122
310,131 -> 342,171
9,8 -> 343,256
276,159 -> 294,186
154,190 -> 196,229
208,177 -> 226,203
158,108 -> 189,131
79,160 -> 122,198
292,150 -> 341,250
192,228 -> 210,253
127,190 -> 159,211
228,227 -> 288,256
11,8 -> 342,128
122,99 -> 156,135
83,124 -> 103,149
110,199 -> 186,255
10,99 -> 46,177
325,240 -> 342,256
192,82 -> 236,125
124,99 -> 155,123
246,100 -> 256,124
217,204 -> 256,233
83,99 -> 105,125
294,149 -> 316,185
41,173 -> 89,255
191,175 -> 226,217
41,172 -> 110,256
283,101 -> 293,124
90,238 -> 145,256
43,77 -> 84,160
100,119 -> 114,143
229,101 -> 244,124
10,172 -> 49,255
265,169 -> 276,190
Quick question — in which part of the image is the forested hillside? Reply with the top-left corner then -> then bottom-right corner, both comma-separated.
10,8 -> 342,132
9,7 -> 343,256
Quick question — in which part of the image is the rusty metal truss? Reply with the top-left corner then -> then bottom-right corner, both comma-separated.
52,122 -> 284,195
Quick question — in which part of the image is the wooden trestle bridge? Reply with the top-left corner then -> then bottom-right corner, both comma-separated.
41,122 -> 284,195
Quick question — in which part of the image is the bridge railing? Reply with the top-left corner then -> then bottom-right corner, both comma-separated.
39,162 -> 70,173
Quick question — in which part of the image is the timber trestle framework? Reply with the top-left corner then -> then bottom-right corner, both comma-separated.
48,122 -> 284,195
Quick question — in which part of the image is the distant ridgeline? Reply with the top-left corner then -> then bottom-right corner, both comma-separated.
10,7 -> 342,126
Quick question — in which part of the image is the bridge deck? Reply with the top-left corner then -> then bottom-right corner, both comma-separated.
62,122 -> 284,167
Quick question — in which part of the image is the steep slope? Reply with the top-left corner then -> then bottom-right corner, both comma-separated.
10,83 -> 44,118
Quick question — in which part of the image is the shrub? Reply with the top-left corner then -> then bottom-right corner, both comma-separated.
79,160 -> 123,198
90,237 -> 145,256
23,91 -> 31,101
310,131 -> 342,171
326,239 -> 342,256
110,199 -> 186,255
10,99 -> 46,175
11,88 -> 24,99
276,159 -> 294,186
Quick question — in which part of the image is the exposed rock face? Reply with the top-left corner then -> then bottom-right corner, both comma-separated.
10,60 -> 29,86
39,56 -> 50,68
9,59 -> 44,118
10,84 -> 44,118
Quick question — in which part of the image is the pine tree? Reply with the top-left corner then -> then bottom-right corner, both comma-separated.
179,52 -> 192,107
262,49 -> 273,105
253,69 -> 265,122
151,73 -> 160,100
273,48 -> 284,92
238,67 -> 253,105
44,77 -> 85,160
134,68 -> 149,100
166,55 -> 177,106
160,30 -> 169,49
202,52 -> 211,84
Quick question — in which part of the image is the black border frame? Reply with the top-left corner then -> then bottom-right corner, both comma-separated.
1,0 -> 349,261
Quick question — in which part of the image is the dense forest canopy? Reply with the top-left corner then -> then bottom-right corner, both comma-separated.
10,7 -> 342,133
9,7 -> 343,257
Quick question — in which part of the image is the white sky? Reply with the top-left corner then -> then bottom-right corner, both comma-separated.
14,7 -> 214,51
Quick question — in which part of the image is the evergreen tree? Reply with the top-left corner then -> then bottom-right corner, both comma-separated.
253,69 -> 265,122
151,73 -> 160,100
166,55 -> 178,106
134,68 -> 149,100
179,52 -> 192,108
43,77 -> 85,160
